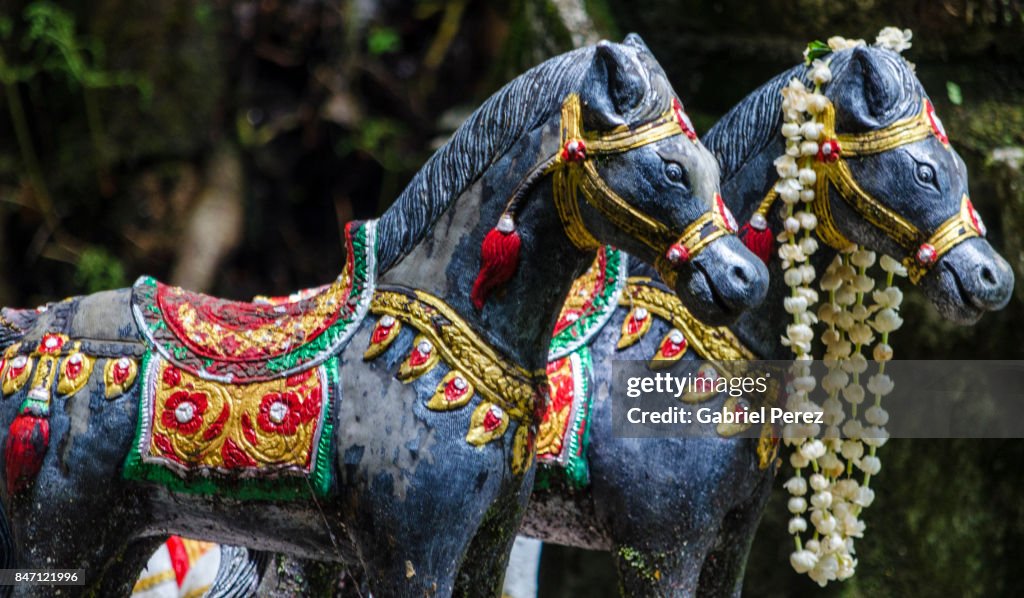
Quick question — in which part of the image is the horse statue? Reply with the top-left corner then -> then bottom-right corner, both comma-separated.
506,38 -> 1014,596
0,35 -> 769,597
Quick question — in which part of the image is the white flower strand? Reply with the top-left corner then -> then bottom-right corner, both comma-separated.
778,52 -> 834,586
780,30 -> 912,587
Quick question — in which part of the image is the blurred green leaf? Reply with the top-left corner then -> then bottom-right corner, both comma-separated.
947,80 -> 963,106
74,247 -> 126,293
367,26 -> 401,55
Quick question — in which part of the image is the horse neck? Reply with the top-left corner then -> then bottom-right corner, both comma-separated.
376,120 -> 592,372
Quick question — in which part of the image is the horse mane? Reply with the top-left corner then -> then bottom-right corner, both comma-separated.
375,47 -> 594,271
704,47 -> 922,181
703,64 -> 806,181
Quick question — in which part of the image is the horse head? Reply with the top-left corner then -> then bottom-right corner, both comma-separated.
821,45 -> 1013,323
565,35 -> 768,324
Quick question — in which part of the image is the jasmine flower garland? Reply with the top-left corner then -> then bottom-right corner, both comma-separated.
781,28 -> 911,586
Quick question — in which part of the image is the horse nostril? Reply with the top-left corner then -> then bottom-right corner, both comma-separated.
979,265 -> 998,288
731,264 -> 752,286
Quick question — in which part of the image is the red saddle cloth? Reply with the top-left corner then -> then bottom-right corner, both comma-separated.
131,221 -> 374,383
155,282 -> 347,363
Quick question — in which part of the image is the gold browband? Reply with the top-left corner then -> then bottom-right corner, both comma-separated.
754,97 -> 984,284
550,93 -> 735,287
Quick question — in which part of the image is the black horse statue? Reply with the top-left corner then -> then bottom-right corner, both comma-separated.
0,36 -> 769,597
511,42 -> 1014,596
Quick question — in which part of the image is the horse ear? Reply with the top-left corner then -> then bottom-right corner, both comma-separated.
837,46 -> 902,130
623,33 -> 652,55
581,41 -> 646,129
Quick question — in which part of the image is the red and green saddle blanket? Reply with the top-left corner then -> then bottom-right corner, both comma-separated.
124,221 -> 377,499
537,247 -> 626,488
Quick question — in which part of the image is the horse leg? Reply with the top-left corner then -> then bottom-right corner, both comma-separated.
454,467 -> 535,598
696,472 -> 774,597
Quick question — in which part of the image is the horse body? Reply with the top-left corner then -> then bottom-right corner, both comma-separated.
0,36 -> 769,597
518,44 -> 1014,597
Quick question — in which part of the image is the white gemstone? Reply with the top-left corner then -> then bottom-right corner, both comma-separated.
821,142 -> 832,155
490,405 -> 504,418
565,313 -> 580,323
634,307 -> 649,321
268,401 -> 289,424
44,337 -> 59,349
669,329 -> 684,344
117,357 -> 131,369
69,353 -> 83,365
29,386 -> 48,401
453,376 -> 468,391
11,356 -> 27,368
749,213 -> 768,231
174,402 -> 196,424
417,340 -> 433,354
380,315 -> 396,327
666,247 -> 683,263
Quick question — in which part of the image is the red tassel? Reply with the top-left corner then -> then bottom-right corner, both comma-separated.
5,414 -> 49,495
471,216 -> 522,310
739,222 -> 774,265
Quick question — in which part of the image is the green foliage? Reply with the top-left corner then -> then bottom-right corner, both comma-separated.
21,1 -> 152,99
367,25 -> 401,55
804,40 -> 832,64
74,247 -> 126,293
946,80 -> 963,106
336,117 -> 410,171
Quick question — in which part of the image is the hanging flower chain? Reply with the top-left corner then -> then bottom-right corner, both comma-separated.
781,28 -> 911,586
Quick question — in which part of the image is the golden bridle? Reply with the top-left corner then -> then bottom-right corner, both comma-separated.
754,97 -> 986,284
545,93 -> 736,288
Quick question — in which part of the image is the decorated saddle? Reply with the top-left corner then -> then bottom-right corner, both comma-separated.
123,221 -> 377,499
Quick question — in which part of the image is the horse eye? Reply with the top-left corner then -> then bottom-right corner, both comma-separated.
665,162 -> 687,185
915,163 -> 937,186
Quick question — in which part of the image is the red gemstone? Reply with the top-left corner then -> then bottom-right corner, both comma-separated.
561,139 -> 587,162
408,340 -> 433,367
483,408 -> 503,432
38,334 -> 64,354
817,139 -> 841,163
916,243 -> 938,266
65,359 -> 82,380
113,361 -> 131,385
444,377 -> 469,403
660,333 -> 687,358
626,308 -> 649,335
732,400 -> 750,422
666,243 -> 690,264
371,320 -> 395,344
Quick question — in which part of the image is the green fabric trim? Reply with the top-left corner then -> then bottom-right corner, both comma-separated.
548,247 -> 625,359
536,346 -> 595,490
561,346 -> 593,489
